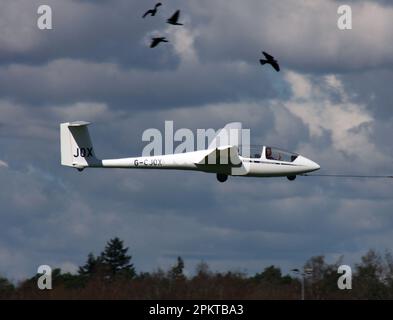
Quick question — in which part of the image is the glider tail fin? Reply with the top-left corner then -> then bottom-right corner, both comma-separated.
60,121 -> 100,169
259,59 -> 268,65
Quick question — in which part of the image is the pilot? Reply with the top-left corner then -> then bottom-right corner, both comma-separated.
266,147 -> 274,160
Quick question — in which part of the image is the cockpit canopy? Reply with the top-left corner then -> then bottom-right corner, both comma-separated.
240,146 -> 299,162
265,146 -> 298,162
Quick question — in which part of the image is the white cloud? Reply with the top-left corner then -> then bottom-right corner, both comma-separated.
283,71 -> 380,158
171,27 -> 199,65
57,261 -> 78,274
286,71 -> 312,99
0,0 -> 41,53
52,102 -> 113,122
0,160 -> 9,168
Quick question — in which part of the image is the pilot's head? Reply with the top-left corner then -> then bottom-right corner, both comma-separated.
266,147 -> 272,157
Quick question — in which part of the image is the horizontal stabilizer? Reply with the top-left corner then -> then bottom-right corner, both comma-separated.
67,121 -> 91,127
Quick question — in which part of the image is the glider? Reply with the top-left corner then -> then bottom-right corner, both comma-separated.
60,122 -> 321,182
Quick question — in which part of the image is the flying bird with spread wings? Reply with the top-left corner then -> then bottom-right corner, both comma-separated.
167,10 -> 183,25
142,3 -> 162,18
150,37 -> 168,48
259,51 -> 280,72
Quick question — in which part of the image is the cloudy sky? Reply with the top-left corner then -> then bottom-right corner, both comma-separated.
0,0 -> 393,280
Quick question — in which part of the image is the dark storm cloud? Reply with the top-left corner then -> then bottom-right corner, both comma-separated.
340,69 -> 393,120
189,0 -> 393,73
2,0 -> 393,73
0,0 -> 180,68
0,59 -> 284,108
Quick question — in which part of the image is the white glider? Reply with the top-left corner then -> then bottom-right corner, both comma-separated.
60,121 -> 320,182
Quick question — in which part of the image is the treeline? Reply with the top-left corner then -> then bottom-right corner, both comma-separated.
1,237 -> 393,299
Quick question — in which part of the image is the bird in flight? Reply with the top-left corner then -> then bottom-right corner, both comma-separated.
142,3 -> 162,18
259,51 -> 280,72
150,37 -> 168,48
167,10 -> 183,25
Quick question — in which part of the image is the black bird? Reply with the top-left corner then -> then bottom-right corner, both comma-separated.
259,51 -> 280,72
142,3 -> 162,18
167,10 -> 183,25
150,37 -> 168,48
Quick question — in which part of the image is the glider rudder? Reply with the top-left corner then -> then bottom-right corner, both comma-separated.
60,121 -> 99,169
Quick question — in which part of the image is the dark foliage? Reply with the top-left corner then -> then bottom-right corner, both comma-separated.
1,240 -> 393,299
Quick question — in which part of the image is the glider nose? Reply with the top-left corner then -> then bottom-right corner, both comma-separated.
305,158 -> 320,172
310,160 -> 320,172
297,156 -> 320,172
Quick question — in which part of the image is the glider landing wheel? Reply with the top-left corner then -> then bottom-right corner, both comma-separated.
77,168 -> 84,172
217,174 -> 228,183
287,175 -> 296,181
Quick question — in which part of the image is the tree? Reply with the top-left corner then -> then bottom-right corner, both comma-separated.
78,253 -> 103,276
354,249 -> 387,299
304,255 -> 344,299
169,256 -> 185,280
195,261 -> 211,278
254,265 -> 281,282
384,250 -> 393,298
100,237 -> 136,278
253,265 -> 291,285
0,276 -> 14,297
